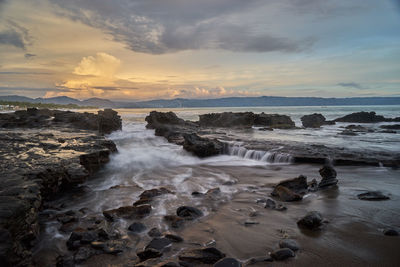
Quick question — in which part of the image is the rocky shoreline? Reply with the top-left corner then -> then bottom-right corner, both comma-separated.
145,111 -> 400,167
0,108 -> 121,266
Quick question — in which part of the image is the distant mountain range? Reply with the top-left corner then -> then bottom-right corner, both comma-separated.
1,95 -> 399,108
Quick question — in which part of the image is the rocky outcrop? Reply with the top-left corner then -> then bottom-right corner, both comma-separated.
183,133 -> 224,157
334,111 -> 399,123
199,112 -> 255,128
98,109 -> 122,134
254,113 -> 295,129
301,113 -> 335,128
0,109 -> 121,266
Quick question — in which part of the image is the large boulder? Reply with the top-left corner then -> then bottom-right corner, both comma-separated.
271,175 -> 308,196
318,165 -> 338,188
301,113 -> 333,128
199,112 -> 255,128
254,113 -> 295,129
97,109 -> 122,135
183,133 -> 223,157
334,111 -> 395,123
145,111 -> 186,129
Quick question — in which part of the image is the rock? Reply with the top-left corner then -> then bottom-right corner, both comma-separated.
271,175 -> 308,196
383,229 -> 399,236
345,125 -> 372,132
148,228 -> 162,237
164,233 -> 184,242
139,187 -> 172,199
103,204 -> 152,221
301,113 -> 330,128
145,111 -> 187,129
244,220 -> 259,225
270,248 -> 295,261
380,124 -> 400,130
264,198 -> 287,211
245,256 -> 273,265
137,248 -> 163,261
164,215 -> 185,228
128,222 -> 147,233
357,191 -> 390,201
339,129 -> 357,136
279,239 -> 300,251
183,133 -> 223,157
334,111 -> 398,123
74,246 -> 96,263
273,186 -> 303,202
297,211 -> 324,230
213,257 -> 242,267
56,255 -> 74,267
254,113 -> 295,129
145,237 -> 172,251
97,109 -> 122,135
0,228 -> 13,267
178,247 -> 226,264
191,191 -> 204,197
258,127 -> 273,131
177,206 -> 204,220
199,112 -> 255,128
318,165 -> 338,188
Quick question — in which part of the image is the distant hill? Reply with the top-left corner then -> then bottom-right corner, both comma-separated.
1,95 -> 399,108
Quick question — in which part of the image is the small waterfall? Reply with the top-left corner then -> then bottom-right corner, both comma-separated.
225,143 -> 293,164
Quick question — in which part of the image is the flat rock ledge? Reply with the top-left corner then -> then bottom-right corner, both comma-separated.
0,108 -> 121,266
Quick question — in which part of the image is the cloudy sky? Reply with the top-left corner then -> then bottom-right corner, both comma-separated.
0,0 -> 399,100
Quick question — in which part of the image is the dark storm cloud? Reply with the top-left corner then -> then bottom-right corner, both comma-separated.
49,0 -> 328,54
337,82 -> 364,89
0,21 -> 32,50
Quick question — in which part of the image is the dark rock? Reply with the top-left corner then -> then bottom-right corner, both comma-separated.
164,215 -> 185,228
270,248 -> 295,261
245,256 -> 273,265
273,186 -> 303,202
145,111 -> 187,129
0,228 -> 13,267
271,175 -> 308,196
191,191 -> 204,197
139,187 -> 172,199
145,237 -> 172,251
213,257 -> 242,267
137,248 -> 163,261
103,204 -> 152,221
177,206 -> 203,220
97,109 -> 122,135
380,124 -> 400,130
148,228 -> 162,237
339,129 -> 357,136
334,111 -> 395,123
74,246 -> 96,263
264,198 -> 287,211
279,239 -> 300,251
254,113 -> 295,129
164,233 -> 184,242
258,127 -> 273,131
128,222 -> 147,233
301,113 -> 329,128
383,229 -> 399,236
345,125 -> 372,132
318,165 -> 338,188
183,133 -> 223,157
297,211 -> 323,230
178,247 -> 226,264
199,112 -> 255,128
357,191 -> 390,201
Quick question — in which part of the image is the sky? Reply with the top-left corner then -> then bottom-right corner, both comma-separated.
0,0 -> 399,100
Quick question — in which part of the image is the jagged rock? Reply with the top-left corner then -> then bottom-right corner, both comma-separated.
177,206 -> 203,220
254,113 -> 295,129
245,256 -> 273,265
178,247 -> 225,264
273,186 -> 303,202
145,111 -> 187,129
264,198 -> 287,211
148,228 -> 162,237
213,257 -> 242,267
279,239 -> 300,251
128,222 -> 147,233
97,109 -> 122,134
271,175 -> 308,196
357,191 -> 390,201
301,113 -> 332,128
334,111 -> 398,123
199,112 -> 255,128
297,211 -> 324,230
318,165 -> 338,188
103,204 -> 152,221
339,130 -> 357,136
380,124 -> 400,130
139,187 -> 173,199
145,237 -> 172,251
183,133 -> 223,157
74,246 -> 96,263
270,248 -> 295,261
345,125 -> 373,132
137,248 -> 163,261
164,233 -> 184,242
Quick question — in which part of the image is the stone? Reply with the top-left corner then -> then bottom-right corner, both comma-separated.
380,124 -> 400,130
273,186 -> 303,202
213,257 -> 242,267
270,248 -> 295,261
97,109 -> 122,135
199,112 -> 255,128
271,175 -> 308,196
138,187 -> 172,199
148,228 -> 162,237
318,165 -> 338,188
334,111 -> 394,123
383,229 -> 399,236
245,256 -> 273,265
177,206 -> 204,220
179,247 -> 226,264
137,248 -> 163,261
164,215 -> 185,228
264,198 -> 287,211
164,233 -> 184,242
279,239 -> 300,251
301,113 -> 328,128
128,222 -> 147,233
145,237 -> 172,251
183,133 -> 223,158
297,211 -> 324,230
145,111 -> 187,129
74,246 -> 96,263
357,191 -> 390,201
103,204 -> 152,221
254,113 -> 295,129
339,130 -> 358,136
